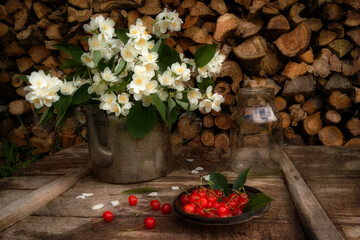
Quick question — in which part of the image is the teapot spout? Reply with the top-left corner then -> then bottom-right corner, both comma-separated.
82,105 -> 113,168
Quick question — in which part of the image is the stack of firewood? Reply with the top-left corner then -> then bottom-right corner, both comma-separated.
0,0 -> 359,152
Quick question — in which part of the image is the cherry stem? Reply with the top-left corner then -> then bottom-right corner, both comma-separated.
126,224 -> 144,231
155,195 -> 163,204
135,206 -> 152,217
180,186 -> 191,196
92,218 -> 104,224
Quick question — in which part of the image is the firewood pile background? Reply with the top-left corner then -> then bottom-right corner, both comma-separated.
0,0 -> 360,157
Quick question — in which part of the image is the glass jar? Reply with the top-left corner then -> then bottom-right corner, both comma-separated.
230,88 -> 283,176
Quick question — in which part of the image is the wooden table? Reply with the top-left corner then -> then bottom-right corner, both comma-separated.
0,144 -> 359,239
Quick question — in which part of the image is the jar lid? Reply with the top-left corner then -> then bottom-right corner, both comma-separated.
238,87 -> 274,95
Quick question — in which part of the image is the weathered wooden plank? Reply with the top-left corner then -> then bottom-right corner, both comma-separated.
0,165 -> 91,232
0,175 -> 59,190
279,151 -> 345,240
0,190 -> 33,210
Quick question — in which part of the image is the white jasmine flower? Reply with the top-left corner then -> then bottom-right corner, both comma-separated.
171,186 -> 180,191
60,80 -> 76,95
117,93 -> 129,104
27,70 -> 48,89
88,82 -> 108,95
73,76 -> 90,87
176,92 -> 183,100
148,192 -> 158,197
111,200 -> 120,207
143,62 -> 158,78
206,86 -> 215,100
83,18 -> 99,33
92,204 -> 104,210
121,102 -> 132,116
100,46 -> 114,61
99,92 -> 117,111
156,88 -> 169,101
141,95 -> 153,107
212,94 -> 224,112
158,70 -> 174,86
81,52 -> 95,68
203,175 -> 210,181
129,73 -> 150,94
99,17 -> 115,39
143,80 -> 158,96
156,8 -> 169,21
121,42 -> 137,62
140,52 -> 158,64
195,167 -> 204,171
187,89 -> 202,105
134,65 -> 147,76
108,102 -> 122,117
134,37 -> 148,51
94,15 -> 106,28
199,99 -> 212,113
171,62 -> 187,79
169,18 -> 182,32
172,79 -> 185,91
88,34 -> 106,51
101,67 -> 117,82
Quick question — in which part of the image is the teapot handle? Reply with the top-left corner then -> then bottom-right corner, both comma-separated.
82,106 -> 113,168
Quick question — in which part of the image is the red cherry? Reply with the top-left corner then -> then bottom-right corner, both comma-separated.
194,206 -> 206,216
128,195 -> 137,206
207,193 -> 217,204
161,203 -> 172,214
199,197 -> 208,208
190,193 -> 200,203
180,194 -> 190,205
150,200 -> 161,210
229,193 -> 240,202
183,204 -> 195,213
144,217 -> 156,229
217,206 -> 229,215
228,200 -> 238,209
102,211 -> 114,222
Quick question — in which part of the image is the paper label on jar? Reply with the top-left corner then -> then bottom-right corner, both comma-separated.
243,106 -> 277,123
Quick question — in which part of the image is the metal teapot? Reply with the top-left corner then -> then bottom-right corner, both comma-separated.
82,105 -> 171,184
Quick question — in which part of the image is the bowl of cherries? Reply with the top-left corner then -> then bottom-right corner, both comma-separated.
173,168 -> 273,225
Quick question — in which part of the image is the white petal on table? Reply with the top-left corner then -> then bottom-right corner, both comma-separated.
92,204 -> 104,210
195,167 -> 204,171
171,186 -> 180,191
76,195 -> 86,199
111,200 -> 120,206
186,159 -> 195,162
191,170 -> 199,174
148,192 -> 158,197
82,193 -> 94,197
202,175 -> 210,181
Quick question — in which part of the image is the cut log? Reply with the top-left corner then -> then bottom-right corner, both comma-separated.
243,77 -> 281,95
278,0 -> 299,11
316,30 -> 337,47
322,3 -> 343,21
303,112 -> 322,136
302,96 -> 323,115
282,75 -> 316,98
341,60 -> 354,77
16,87 -> 29,98
14,8 -> 28,32
0,72 -> 10,84
42,56 -> 61,69
294,94 -> 305,104
344,138 -> 360,147
16,57 -> 34,73
262,2 -> 279,15
329,54 -> 341,72
5,0 -> 25,14
171,131 -> 183,145
328,39 -> 354,58
302,18 -> 322,32
347,28 -> 360,47
9,129 -> 28,148
274,23 -> 311,57
200,129 -> 215,147
67,6 -> 92,23
33,2 -> 52,19
11,74 -> 25,88
68,0 -> 89,9
127,10 -> 141,29
202,22 -> 216,33
28,45 -> 50,64
289,104 -> 307,122
213,13 -> 240,42
8,99 -> 31,115
209,0 -> 227,15
346,117 -> 360,136
223,93 -> 235,106
235,18 -> 263,39
264,15 -> 290,41
318,126 -> 344,146
249,0 -> 270,16
32,121 -> 56,139
298,48 -> 314,64
328,91 -> 351,111
45,24 -> 64,40
137,0 -> 162,15
284,127 -> 305,145
183,26 -> 212,44
288,3 -> 305,26
190,2 -> 216,18
178,0 -> 197,9
30,132 -> 55,153
344,10 -> 360,27
324,73 -> 352,93
355,87 -> 360,104
0,22 -> 9,37
214,113 -> 231,130
61,134 -> 76,149
215,61 -> 243,93
281,62 -> 308,79
214,132 -> 229,149
214,82 -> 231,96
234,0 -> 251,9
327,22 -> 344,38
177,115 -> 200,140
324,110 -> 341,124
182,15 -> 201,29
4,41 -> 26,57
203,114 -> 214,128
274,96 -> 287,111
280,112 -> 291,128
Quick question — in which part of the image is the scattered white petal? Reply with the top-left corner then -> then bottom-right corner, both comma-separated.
76,195 -> 86,199
191,170 -> 199,174
148,192 -> 158,197
111,200 -> 120,206
195,167 -> 204,171
82,193 -> 94,197
202,175 -> 210,181
186,158 -> 195,162
171,186 -> 180,191
92,204 -> 104,210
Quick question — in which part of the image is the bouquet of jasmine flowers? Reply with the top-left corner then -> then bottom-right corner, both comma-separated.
24,9 -> 225,138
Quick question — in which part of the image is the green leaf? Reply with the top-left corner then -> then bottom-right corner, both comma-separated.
121,188 -> 158,194
194,44 -> 218,68
93,51 -> 101,68
39,107 -> 54,125
53,43 -> 84,62
114,58 -> 126,76
209,172 -> 229,196
150,94 -> 166,122
126,102 -> 157,139
104,81 -> 128,94
16,75 -> 29,83
168,98 -> 176,113
71,84 -> 90,105
175,99 -> 198,111
150,39 -> 162,53
166,108 -> 177,128
96,60 -> 107,72
53,94 -> 72,128
197,77 -> 215,92
157,43 -> 181,73
243,193 -> 273,213
233,166 -> 251,191
59,59 -> 83,69
107,55 -> 116,69
115,29 -> 130,44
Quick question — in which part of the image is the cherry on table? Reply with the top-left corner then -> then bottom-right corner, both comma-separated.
144,217 -> 156,229
161,203 -> 172,214
129,195 -> 138,206
150,200 -> 161,210
102,211 -> 114,222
